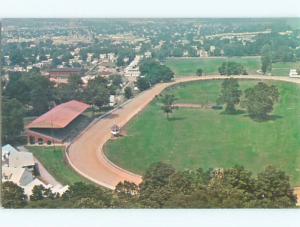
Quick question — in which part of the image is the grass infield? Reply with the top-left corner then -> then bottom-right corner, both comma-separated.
105,80 -> 300,185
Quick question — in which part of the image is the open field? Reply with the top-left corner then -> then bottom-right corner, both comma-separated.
28,146 -> 87,185
105,80 -> 300,185
166,57 -> 300,77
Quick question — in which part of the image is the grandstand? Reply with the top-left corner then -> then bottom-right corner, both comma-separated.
26,100 -> 91,145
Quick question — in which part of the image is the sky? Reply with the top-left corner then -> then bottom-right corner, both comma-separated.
0,0 -> 299,18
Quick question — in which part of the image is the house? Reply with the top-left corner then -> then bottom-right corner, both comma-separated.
2,144 -> 18,162
9,151 -> 35,171
2,166 -> 34,186
124,56 -> 142,82
289,69 -> 300,78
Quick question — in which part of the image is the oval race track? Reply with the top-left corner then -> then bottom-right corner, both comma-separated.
66,75 -> 300,204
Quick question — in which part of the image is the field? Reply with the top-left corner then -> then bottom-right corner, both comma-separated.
105,80 -> 300,185
166,57 -> 300,77
28,146 -> 87,185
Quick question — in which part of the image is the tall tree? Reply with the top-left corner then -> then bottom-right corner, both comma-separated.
160,94 -> 177,119
85,77 -> 110,110
217,78 -> 242,114
124,87 -> 133,99
242,82 -> 279,120
261,44 -> 272,74
251,166 -> 297,208
1,182 -> 27,208
2,98 -> 25,144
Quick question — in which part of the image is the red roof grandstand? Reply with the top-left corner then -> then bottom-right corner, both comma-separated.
27,100 -> 90,129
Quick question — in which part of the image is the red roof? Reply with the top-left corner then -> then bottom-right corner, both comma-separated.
27,100 -> 90,129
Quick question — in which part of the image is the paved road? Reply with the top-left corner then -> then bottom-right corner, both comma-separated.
67,75 -> 300,203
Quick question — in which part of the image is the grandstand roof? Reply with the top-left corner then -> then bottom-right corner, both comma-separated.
27,100 -> 90,129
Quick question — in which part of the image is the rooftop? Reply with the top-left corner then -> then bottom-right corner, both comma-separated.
27,100 -> 91,129
9,151 -> 35,168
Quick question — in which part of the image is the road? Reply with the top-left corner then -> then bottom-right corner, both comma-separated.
66,75 -> 300,204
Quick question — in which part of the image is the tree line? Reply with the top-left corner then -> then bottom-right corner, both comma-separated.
2,163 -> 297,208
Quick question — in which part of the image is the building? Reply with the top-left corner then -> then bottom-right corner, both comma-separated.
2,144 -> 18,162
124,56 -> 141,82
2,166 -> 34,186
289,69 -> 300,78
9,152 -> 35,171
26,100 -> 91,145
47,68 -> 83,84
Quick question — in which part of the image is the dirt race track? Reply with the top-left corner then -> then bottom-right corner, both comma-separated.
67,75 -> 300,204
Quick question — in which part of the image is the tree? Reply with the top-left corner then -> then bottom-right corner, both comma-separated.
1,181 -> 27,208
62,182 -> 113,208
160,94 -> 177,119
217,78 -> 242,114
85,77 -> 110,110
139,162 -> 176,208
218,61 -> 247,76
261,44 -> 272,74
136,77 -> 150,91
139,59 -> 174,85
251,166 -> 297,208
242,82 -> 279,120
124,87 -> 133,99
30,185 -> 56,201
2,98 -> 25,144
196,68 -> 203,76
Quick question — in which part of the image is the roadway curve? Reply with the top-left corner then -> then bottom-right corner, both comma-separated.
66,75 -> 300,203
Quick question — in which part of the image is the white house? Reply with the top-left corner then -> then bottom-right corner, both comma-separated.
9,151 -> 35,171
2,144 -> 18,162
2,166 -> 34,186
289,69 -> 300,78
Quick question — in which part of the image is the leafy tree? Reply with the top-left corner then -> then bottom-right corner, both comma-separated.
242,82 -> 279,120
124,87 -> 133,99
261,44 -> 272,74
30,185 -> 56,201
251,166 -> 297,208
2,98 -> 25,144
196,68 -> 203,76
217,78 -> 242,114
139,59 -> 174,85
160,94 -> 177,119
62,182 -> 113,208
139,162 -> 176,208
110,74 -> 123,88
1,182 -> 27,208
85,77 -> 110,110
136,77 -> 150,91
218,61 -> 247,75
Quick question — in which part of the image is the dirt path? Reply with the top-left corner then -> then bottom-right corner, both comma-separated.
67,75 -> 300,203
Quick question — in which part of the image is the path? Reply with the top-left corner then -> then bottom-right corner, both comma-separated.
67,75 -> 300,204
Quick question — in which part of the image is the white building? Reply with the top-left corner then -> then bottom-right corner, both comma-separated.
124,56 -> 142,82
289,69 -> 300,78
2,166 -> 34,186
2,144 -> 18,162
9,151 -> 35,171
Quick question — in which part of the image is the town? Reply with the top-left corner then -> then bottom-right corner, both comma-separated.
1,18 -> 300,209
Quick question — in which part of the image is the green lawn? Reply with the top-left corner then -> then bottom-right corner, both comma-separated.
166,57 -> 261,76
272,62 -> 300,76
28,146 -> 87,185
105,80 -> 300,186
166,57 -> 300,77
